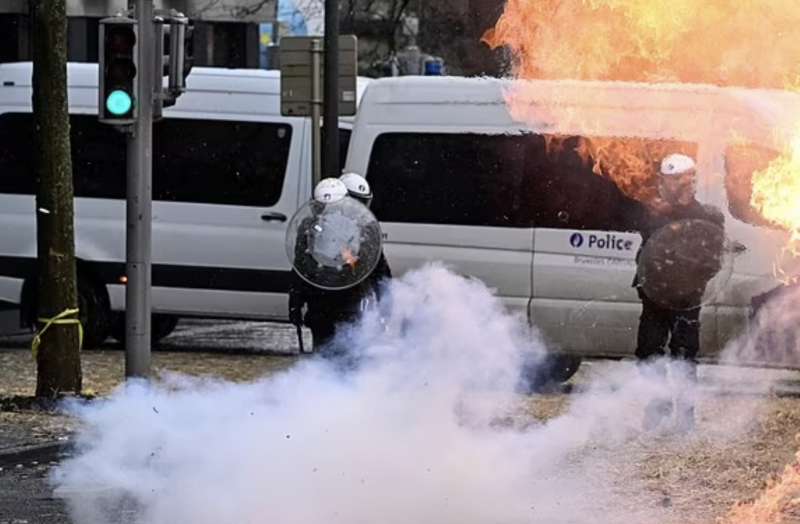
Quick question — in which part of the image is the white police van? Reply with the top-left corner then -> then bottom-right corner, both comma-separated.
345,75 -> 800,376
0,62 -> 369,348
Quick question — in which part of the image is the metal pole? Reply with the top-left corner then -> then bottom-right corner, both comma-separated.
125,0 -> 154,378
311,38 -> 323,187
323,0 -> 339,177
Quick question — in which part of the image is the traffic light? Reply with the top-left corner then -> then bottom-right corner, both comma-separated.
154,13 -> 193,116
99,16 -> 138,124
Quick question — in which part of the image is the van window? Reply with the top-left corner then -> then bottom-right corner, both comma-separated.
366,132 -> 694,230
724,143 -> 783,228
153,118 -> 292,207
73,115 -> 127,199
0,113 -> 36,194
0,113 -> 292,207
0,113 -> 127,197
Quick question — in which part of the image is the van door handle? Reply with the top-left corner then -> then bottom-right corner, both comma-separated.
261,212 -> 287,223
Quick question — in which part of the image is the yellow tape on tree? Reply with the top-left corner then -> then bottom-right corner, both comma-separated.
31,308 -> 83,361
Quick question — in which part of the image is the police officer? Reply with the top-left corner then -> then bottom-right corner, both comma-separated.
288,175 -> 391,355
339,172 -> 392,286
633,154 -> 725,432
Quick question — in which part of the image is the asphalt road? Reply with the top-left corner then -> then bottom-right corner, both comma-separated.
0,458 -> 69,524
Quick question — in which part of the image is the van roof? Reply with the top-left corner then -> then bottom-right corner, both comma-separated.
362,75 -> 732,103
359,75 -> 800,140
363,75 -> 800,107
0,61 -> 371,100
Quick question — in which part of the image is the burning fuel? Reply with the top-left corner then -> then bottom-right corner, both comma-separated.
486,0 -> 800,222
750,133 -> 800,274
721,451 -> 800,524
484,0 -> 800,89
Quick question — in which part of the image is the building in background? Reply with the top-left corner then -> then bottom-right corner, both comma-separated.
0,0 -> 277,69
0,0 -> 506,76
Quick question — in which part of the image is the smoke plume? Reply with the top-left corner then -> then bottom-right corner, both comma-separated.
51,265 -> 793,524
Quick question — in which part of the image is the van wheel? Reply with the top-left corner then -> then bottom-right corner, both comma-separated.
110,314 -> 179,346
77,276 -> 112,349
519,354 -> 582,393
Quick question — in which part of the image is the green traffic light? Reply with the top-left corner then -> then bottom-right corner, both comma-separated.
106,90 -> 132,116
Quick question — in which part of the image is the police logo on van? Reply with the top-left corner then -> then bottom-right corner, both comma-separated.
569,232 -> 634,251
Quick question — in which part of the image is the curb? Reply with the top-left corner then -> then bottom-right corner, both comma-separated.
0,440 -> 71,468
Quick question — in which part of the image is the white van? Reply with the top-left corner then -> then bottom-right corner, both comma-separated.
345,76 -> 800,374
0,62 -> 370,347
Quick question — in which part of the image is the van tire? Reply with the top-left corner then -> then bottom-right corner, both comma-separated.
77,276 -> 112,349
110,314 -> 179,347
520,354 -> 582,393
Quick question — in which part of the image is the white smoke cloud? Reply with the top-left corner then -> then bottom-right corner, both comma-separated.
51,264 -> 787,524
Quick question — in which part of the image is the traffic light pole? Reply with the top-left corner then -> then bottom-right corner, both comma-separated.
125,0 -> 154,378
311,38 -> 323,187
323,0 -> 339,178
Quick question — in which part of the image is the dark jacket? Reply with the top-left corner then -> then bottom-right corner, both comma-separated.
630,198 -> 725,307
288,214 -> 392,326
632,198 -> 725,247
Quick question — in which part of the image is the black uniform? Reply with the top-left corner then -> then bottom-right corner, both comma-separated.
629,198 -> 724,431
288,212 -> 391,353
631,199 -> 725,367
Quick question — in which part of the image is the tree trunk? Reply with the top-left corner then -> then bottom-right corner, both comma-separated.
30,0 -> 82,397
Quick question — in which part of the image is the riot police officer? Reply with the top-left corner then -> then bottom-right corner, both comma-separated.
633,154 -> 725,432
288,175 -> 391,355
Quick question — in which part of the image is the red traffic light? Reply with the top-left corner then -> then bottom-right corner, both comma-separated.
107,26 -> 136,54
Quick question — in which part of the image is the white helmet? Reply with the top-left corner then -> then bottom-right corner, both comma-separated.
313,178 -> 348,203
339,173 -> 372,199
339,172 -> 373,207
660,154 -> 696,176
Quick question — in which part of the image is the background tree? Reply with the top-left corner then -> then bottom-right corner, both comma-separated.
418,0 -> 507,77
340,0 -> 414,75
30,0 -> 81,397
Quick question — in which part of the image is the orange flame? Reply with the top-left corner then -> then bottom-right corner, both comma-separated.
578,136 -> 695,203
342,248 -> 359,270
750,133 -> 800,279
721,449 -> 800,524
751,135 -> 800,241
484,0 -> 800,89
485,0 -> 800,208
